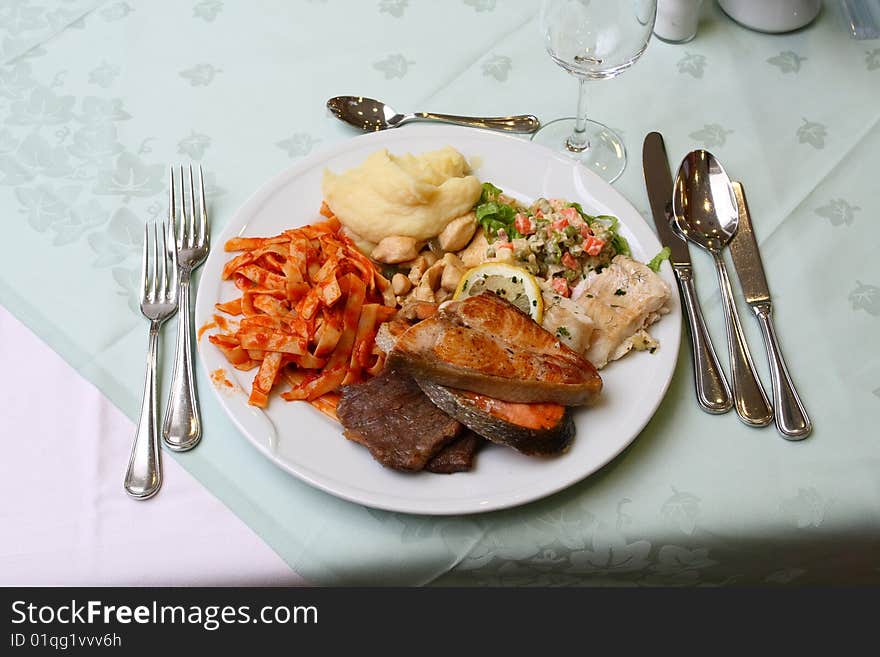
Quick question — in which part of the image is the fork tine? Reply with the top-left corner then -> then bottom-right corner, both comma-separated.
158,220 -> 168,301
140,222 -> 149,303
150,222 -> 159,302
178,165 -> 186,247
168,166 -> 175,223
169,218 -> 178,301
198,164 -> 208,247
188,164 -> 196,249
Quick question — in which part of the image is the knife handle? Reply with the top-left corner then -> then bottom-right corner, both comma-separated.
752,303 -> 812,440
674,266 -> 733,414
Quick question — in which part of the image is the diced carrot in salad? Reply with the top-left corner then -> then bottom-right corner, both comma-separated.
561,252 -> 579,271
514,213 -> 535,235
582,235 -> 605,257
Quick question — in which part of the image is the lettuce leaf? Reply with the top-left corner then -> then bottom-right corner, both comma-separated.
475,183 -> 521,238
646,246 -> 671,272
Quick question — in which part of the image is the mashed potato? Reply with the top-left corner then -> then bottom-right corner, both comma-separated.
321,147 -> 481,245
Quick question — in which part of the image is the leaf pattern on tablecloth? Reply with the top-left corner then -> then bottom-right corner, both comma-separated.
47,7 -> 87,32
0,62 -> 37,100
814,199 -> 859,227
0,2 -> 46,35
640,546 -> 718,586
16,183 -> 80,231
781,488 -> 829,528
767,51 -> 806,73
850,282 -> 880,316
373,53 -> 415,79
464,0 -> 496,11
179,63 -> 222,87
88,61 -> 119,88
689,123 -> 733,148
7,86 -> 75,126
276,133 -> 320,157
178,131 -> 211,160
193,1 -> 223,22
68,124 -> 122,163
100,2 -> 133,22
94,151 -> 165,201
379,0 -> 408,17
112,266 -> 142,314
661,487 -> 701,535
867,49 -> 880,71
482,54 -> 511,81
87,205 -> 143,266
446,497 -> 731,586
78,97 -> 131,124
677,52 -> 706,78
797,118 -> 826,148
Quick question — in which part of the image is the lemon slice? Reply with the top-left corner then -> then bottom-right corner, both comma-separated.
454,262 -> 544,323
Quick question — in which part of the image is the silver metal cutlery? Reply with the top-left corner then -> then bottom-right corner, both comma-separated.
643,133 -> 733,415
327,95 -> 541,133
124,222 -> 178,500
163,165 -> 209,452
671,150 -> 773,427
729,182 -> 812,439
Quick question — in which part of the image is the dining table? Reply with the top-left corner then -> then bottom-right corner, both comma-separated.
1,0 -> 878,587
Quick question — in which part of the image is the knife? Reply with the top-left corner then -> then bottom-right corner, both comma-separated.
642,132 -> 732,414
729,182 -> 812,439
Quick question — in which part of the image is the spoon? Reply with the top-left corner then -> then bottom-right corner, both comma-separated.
672,150 -> 773,427
326,96 -> 541,133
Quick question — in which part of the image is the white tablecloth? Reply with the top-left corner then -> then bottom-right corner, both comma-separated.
0,304 -> 305,586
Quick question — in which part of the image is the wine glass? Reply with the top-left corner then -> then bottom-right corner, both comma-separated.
533,0 -> 657,183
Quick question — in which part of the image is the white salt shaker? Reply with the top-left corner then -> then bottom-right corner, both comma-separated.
654,0 -> 704,43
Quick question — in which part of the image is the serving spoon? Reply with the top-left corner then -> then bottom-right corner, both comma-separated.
671,150 -> 773,427
326,96 -> 541,133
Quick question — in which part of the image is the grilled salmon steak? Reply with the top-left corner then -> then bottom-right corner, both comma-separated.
418,380 -> 574,455
388,293 -> 602,405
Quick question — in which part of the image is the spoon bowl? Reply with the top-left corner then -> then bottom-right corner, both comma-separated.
672,150 -> 740,253
327,96 -> 404,131
326,95 -> 540,133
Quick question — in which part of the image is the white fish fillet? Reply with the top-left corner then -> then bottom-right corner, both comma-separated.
539,283 -> 595,354
573,255 -> 671,369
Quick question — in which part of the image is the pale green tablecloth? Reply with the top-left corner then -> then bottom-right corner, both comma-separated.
1,0 -> 878,585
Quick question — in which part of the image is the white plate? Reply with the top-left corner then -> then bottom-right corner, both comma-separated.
195,125 -> 681,516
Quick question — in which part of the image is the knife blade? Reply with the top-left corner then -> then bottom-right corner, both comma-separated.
728,183 -> 769,305
642,132 -> 732,414
729,182 -> 812,439
642,132 -> 690,267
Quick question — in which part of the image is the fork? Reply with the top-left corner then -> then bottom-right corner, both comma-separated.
124,221 -> 178,499
163,165 -> 209,452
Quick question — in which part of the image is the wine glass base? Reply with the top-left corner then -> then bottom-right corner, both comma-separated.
530,117 -> 627,183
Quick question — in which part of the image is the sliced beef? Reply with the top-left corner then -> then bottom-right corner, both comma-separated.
425,430 -> 484,474
336,368 -> 461,472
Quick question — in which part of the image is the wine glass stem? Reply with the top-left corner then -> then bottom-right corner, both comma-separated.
567,76 -> 590,153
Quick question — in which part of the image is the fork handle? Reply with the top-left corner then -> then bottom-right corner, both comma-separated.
163,275 -> 202,451
125,324 -> 162,499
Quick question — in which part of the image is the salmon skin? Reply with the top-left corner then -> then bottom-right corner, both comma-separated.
418,380 -> 574,456
388,292 -> 602,405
